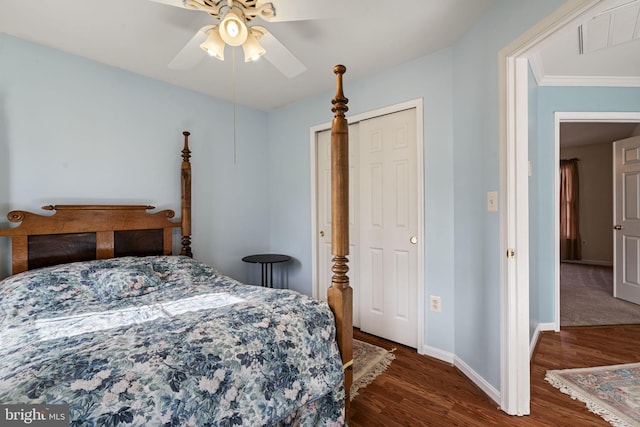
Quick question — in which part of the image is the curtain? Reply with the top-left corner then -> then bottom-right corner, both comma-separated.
560,158 -> 581,260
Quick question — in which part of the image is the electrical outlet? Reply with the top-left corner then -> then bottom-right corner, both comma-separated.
430,295 -> 442,312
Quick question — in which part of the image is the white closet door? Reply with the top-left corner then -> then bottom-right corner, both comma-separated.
358,109 -> 418,347
316,108 -> 419,346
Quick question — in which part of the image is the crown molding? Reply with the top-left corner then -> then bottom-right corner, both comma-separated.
536,74 -> 640,87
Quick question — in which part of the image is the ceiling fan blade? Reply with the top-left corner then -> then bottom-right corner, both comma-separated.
168,26 -> 212,69
148,0 -> 189,8
259,29 -> 306,78
256,0 -> 343,22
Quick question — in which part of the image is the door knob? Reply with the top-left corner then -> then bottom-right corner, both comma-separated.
320,230 -> 325,237
614,225 -> 622,230
410,236 -> 417,244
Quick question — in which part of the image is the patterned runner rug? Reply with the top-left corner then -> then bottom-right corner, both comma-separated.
351,339 -> 395,399
546,362 -> 640,427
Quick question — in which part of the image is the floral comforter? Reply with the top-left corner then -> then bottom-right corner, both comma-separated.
0,256 -> 345,426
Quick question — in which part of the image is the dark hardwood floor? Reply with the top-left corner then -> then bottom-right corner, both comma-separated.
349,325 -> 640,426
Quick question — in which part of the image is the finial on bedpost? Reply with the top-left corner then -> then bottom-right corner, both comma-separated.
331,65 -> 348,119
181,131 -> 193,258
327,64 -> 353,420
182,131 -> 191,163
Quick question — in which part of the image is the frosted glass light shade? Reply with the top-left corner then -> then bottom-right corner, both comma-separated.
219,10 -> 248,47
200,26 -> 225,60
242,30 -> 265,62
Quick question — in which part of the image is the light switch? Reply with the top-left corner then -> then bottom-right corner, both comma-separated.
487,191 -> 498,212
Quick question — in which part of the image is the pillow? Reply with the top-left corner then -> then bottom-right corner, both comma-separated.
87,265 -> 163,301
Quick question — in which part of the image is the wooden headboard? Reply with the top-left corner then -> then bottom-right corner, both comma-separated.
0,132 -> 193,274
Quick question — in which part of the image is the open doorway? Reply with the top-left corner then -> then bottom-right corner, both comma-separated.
502,0 -> 640,416
556,118 -> 640,327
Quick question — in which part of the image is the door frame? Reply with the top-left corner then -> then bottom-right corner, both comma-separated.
553,112 -> 640,331
500,0 -> 630,416
310,98 -> 425,353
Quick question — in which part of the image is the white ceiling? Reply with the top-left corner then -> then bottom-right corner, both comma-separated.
0,0 -> 638,113
531,0 -> 640,147
531,0 -> 640,87
0,0 -> 498,111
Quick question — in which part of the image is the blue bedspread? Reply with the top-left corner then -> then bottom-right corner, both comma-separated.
0,256 -> 345,426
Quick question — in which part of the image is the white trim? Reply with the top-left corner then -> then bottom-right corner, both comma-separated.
309,98 -> 426,353
422,345 -> 455,365
415,100 -> 426,356
529,322 -> 556,359
498,0 -> 603,416
538,322 -> 556,332
515,55 -> 532,414
529,327 -> 541,361
346,99 -> 423,125
555,112 -> 640,122
498,53 -> 532,417
553,111 -> 640,332
554,115 -> 561,332
454,356 -> 501,406
538,75 -> 640,87
309,126 -> 321,300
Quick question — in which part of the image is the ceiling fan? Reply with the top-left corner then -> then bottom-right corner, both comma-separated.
150,0 -> 335,78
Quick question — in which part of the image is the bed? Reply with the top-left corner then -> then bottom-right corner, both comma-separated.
0,66 -> 353,425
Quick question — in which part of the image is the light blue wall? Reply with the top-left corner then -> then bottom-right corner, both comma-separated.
1,0 -> 578,397
451,0 -> 563,389
267,0 -> 565,388
0,34 -> 271,282
536,86 -> 640,323
268,49 -> 457,353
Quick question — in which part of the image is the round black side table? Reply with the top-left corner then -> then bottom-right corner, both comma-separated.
241,254 -> 292,288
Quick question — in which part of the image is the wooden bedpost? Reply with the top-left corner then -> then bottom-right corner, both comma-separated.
181,131 -> 193,257
326,64 -> 353,417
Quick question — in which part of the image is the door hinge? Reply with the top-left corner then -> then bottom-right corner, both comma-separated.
506,248 -> 516,259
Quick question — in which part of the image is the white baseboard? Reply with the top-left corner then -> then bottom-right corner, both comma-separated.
421,344 -> 455,365
454,356 -> 501,405
530,322 -> 556,360
538,322 -> 556,332
421,346 -> 500,405
424,325 -> 559,408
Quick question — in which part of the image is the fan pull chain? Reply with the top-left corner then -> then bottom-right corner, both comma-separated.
232,47 -> 237,165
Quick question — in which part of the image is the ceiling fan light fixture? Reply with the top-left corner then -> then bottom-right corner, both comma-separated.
219,9 -> 248,47
200,26 -> 225,60
242,29 -> 266,62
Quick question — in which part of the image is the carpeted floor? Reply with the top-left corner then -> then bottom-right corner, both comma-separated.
561,262 -> 640,326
